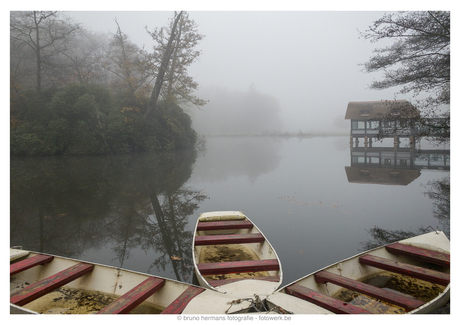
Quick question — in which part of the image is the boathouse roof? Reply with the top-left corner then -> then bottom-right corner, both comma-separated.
345,100 -> 419,120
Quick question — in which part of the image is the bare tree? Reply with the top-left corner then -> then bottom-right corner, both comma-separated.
10,11 -> 80,93
103,19 -> 154,102
58,30 -> 108,85
360,11 -> 450,143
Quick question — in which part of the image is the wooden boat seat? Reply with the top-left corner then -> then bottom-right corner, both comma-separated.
359,254 -> 450,286
314,270 -> 425,311
197,259 -> 279,275
97,277 -> 165,314
195,233 -> 265,246
10,254 -> 54,276
161,287 -> 205,314
197,220 -> 253,231
385,243 -> 450,267
10,263 -> 94,307
207,275 -> 280,287
285,283 -> 372,314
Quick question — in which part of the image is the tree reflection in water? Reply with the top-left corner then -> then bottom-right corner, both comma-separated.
10,148 -> 208,282
360,176 -> 450,251
360,227 -> 427,251
424,176 -> 450,237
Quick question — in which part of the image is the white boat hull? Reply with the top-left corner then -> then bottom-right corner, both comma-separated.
192,211 -> 282,298
266,231 -> 450,314
10,249 -> 251,314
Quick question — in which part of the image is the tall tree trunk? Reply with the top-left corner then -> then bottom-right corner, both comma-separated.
166,20 -> 183,99
34,11 -> 42,93
144,11 -> 183,118
114,19 -> 136,98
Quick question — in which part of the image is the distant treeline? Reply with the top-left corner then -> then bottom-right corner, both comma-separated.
203,131 -> 348,138
10,11 -> 202,156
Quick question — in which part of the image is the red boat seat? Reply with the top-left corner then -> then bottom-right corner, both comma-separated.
195,233 -> 264,246
359,254 -> 450,286
197,259 -> 279,275
161,286 -> 205,314
385,243 -> 450,267
10,263 -> 94,307
97,277 -> 165,314
285,283 -> 372,314
314,270 -> 425,311
10,254 -> 54,276
207,275 -> 280,287
197,220 -> 253,231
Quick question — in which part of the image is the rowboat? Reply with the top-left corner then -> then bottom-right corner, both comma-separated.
192,211 -> 283,298
10,248 -> 257,314
265,231 -> 450,314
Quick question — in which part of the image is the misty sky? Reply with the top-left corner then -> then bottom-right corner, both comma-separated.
65,11 -> 408,133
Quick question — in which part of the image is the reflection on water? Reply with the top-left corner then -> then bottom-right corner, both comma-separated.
424,177 -> 450,236
10,136 -> 450,286
347,141 -> 449,186
10,149 -> 207,282
190,136 -> 282,183
347,136 -> 450,251
360,227 -> 430,251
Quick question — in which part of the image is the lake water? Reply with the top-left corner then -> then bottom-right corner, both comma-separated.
10,136 -> 450,287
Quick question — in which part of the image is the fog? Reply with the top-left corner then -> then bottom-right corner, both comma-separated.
66,10 -> 403,134
191,86 -> 283,135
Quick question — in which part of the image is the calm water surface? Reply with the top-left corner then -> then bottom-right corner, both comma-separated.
10,136 -> 449,287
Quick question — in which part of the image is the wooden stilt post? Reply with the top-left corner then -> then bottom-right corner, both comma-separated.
410,136 -> 415,151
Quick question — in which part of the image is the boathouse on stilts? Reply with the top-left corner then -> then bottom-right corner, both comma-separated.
344,100 -> 449,186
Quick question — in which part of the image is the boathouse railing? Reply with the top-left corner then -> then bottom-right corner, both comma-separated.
350,118 -> 448,137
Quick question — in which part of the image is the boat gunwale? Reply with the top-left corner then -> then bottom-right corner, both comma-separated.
10,249 -> 202,289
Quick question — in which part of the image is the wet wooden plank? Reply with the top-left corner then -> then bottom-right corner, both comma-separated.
10,263 -> 94,307
285,283 -> 372,314
386,243 -> 450,267
10,254 -> 54,276
195,233 -> 264,246
314,270 -> 425,311
207,275 -> 280,287
97,277 -> 165,314
359,254 -> 450,286
197,259 -> 279,275
197,220 -> 253,231
161,287 -> 205,314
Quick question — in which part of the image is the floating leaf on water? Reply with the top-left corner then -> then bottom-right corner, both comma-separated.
171,256 -> 182,260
